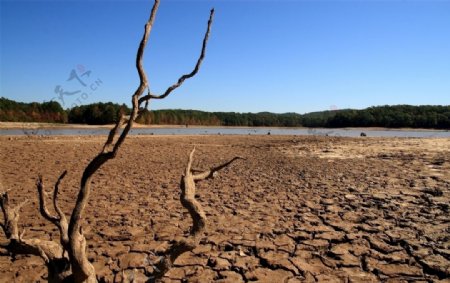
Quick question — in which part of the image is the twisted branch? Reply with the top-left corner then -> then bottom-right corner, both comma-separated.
0,192 -> 28,240
66,1 -> 214,281
102,114 -> 127,153
152,148 -> 242,280
0,192 -> 69,281
67,1 -> 162,280
193,156 -> 244,181
2,1 -> 215,281
37,171 -> 69,251
138,8 -> 214,104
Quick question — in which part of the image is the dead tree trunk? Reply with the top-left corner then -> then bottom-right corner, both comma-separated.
0,1 -> 234,282
67,2 -> 213,280
152,148 -> 243,280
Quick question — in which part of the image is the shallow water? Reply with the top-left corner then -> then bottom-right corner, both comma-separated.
1,127 -> 449,138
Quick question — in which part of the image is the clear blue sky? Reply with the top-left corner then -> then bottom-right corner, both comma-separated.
1,0 -> 449,114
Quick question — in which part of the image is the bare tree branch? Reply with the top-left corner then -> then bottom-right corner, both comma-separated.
37,172 -> 70,252
53,171 -> 68,229
138,8 -> 215,105
37,175 -> 59,224
53,172 -> 66,209
0,192 -> 70,281
193,156 -> 244,181
66,1 -> 163,281
36,173 -> 70,269
2,1 -> 216,281
152,148 -> 242,280
182,148 -> 206,239
102,114 -> 127,153
0,192 -> 28,240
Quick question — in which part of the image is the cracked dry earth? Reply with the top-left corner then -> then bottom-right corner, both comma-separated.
0,135 -> 449,282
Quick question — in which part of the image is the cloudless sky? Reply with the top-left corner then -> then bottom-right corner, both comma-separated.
1,0 -> 449,114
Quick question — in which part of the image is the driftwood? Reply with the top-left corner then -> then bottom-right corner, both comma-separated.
0,1 -> 242,282
152,148 -> 243,280
0,191 -> 70,282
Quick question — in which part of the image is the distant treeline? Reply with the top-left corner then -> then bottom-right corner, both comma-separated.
0,97 -> 67,123
68,102 -> 130,125
1,97 -> 449,129
305,105 -> 450,129
135,109 -> 302,127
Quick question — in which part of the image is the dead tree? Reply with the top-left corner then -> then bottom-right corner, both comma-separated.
1,179 -> 71,283
152,148 -> 242,280
0,0 -> 242,282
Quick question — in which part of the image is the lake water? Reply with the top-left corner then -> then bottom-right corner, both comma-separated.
1,127 -> 449,138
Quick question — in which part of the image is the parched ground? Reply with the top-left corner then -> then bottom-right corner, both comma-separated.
0,135 -> 449,282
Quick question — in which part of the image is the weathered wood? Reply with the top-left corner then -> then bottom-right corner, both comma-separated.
1,192 -> 70,283
152,148 -> 242,280
1,1 -> 217,282
37,171 -> 69,251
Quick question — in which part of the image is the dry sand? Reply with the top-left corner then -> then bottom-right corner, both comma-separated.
0,135 -> 449,282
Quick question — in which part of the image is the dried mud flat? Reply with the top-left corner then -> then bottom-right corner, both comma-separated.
0,135 -> 449,282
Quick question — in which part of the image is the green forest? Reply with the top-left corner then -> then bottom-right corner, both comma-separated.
1,97 -> 449,129
0,97 -> 67,123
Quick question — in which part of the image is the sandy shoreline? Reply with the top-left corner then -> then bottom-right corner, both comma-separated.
1,121 -> 447,132
0,135 -> 449,282
0,121 -> 185,129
